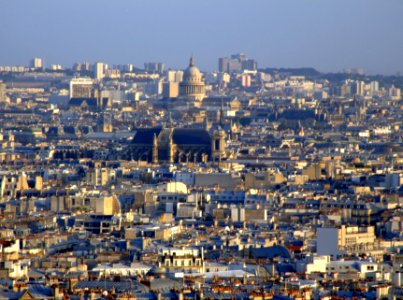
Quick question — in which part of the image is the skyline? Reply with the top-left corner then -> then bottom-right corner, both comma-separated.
1,0 -> 403,75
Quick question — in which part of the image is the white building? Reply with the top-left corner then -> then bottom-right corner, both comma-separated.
30,57 -> 43,69
296,255 -> 330,274
94,62 -> 105,80
317,225 -> 376,257
69,77 -> 94,99
92,262 -> 152,276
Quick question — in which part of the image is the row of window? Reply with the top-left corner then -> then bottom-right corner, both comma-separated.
164,259 -> 201,267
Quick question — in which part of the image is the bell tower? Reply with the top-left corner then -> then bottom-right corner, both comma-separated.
211,128 -> 226,162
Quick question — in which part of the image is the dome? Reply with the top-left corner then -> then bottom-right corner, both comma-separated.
179,56 -> 206,101
184,65 -> 201,77
183,57 -> 202,82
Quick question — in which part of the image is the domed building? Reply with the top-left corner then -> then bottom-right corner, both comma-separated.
179,57 -> 205,101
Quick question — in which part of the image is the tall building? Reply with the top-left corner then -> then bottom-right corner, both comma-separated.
389,85 -> 401,100
30,57 -> 43,69
218,53 -> 257,73
241,59 -> 257,71
219,57 -> 242,73
94,62 -> 105,80
355,80 -> 365,96
167,70 -> 184,83
218,57 -> 231,73
144,62 -> 165,74
370,81 -> 379,94
230,53 -> 248,63
73,62 -> 91,72
179,57 -> 205,101
115,64 -> 133,73
69,77 -> 95,99
241,74 -> 251,87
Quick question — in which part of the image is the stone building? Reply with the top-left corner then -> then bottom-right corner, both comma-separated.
128,126 -> 226,163
179,57 -> 205,102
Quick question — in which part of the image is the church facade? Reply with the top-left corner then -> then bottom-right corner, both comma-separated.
128,127 -> 226,163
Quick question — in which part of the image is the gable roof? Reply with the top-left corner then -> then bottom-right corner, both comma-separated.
132,127 -> 162,144
172,128 -> 211,145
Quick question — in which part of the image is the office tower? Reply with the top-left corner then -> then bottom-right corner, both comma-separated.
167,70 -> 184,83
115,64 -> 133,72
231,53 -> 247,61
144,62 -> 165,74
241,74 -> 251,87
30,57 -> 43,69
51,64 -> 63,71
218,57 -> 242,73
355,81 -> 365,96
228,59 -> 242,72
73,63 -> 82,72
340,83 -> 351,97
73,62 -> 91,72
370,81 -> 379,94
105,69 -> 121,79
94,62 -> 105,80
389,85 -> 401,100
219,57 -> 230,73
242,59 -> 257,71
124,64 -> 133,72
218,53 -> 256,73
69,77 -> 94,99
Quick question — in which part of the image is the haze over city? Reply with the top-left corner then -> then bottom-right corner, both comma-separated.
0,1 -> 402,299
1,0 -> 403,74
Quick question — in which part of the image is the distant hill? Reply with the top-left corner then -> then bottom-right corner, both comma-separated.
258,67 -> 321,77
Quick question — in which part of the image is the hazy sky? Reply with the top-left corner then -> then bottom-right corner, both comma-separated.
0,0 -> 402,74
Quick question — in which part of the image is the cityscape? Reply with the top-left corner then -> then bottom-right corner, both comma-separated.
0,1 -> 403,300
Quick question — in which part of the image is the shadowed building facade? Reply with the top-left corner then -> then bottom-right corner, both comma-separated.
128,127 -> 226,163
